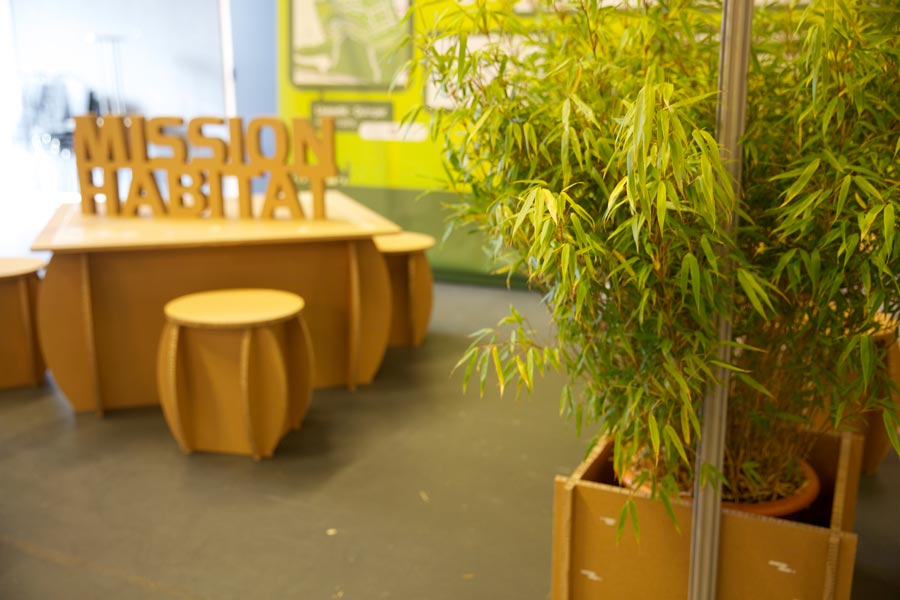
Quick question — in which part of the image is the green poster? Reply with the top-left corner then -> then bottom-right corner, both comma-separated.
278,0 -> 498,281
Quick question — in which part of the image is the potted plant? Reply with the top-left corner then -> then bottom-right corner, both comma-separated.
413,0 -> 899,596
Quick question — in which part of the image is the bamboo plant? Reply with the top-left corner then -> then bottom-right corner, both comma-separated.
412,0 -> 900,523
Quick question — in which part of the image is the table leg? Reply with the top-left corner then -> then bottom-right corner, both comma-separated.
38,253 -> 101,413
347,242 -> 361,390
79,255 -> 103,415
16,276 -> 39,385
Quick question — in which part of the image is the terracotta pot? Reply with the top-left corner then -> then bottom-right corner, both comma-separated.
620,459 -> 821,518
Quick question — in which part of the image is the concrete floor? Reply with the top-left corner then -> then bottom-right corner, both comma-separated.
0,282 -> 898,599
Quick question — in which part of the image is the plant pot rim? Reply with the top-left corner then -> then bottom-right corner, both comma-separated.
621,458 -> 821,518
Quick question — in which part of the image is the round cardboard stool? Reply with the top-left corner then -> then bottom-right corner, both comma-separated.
0,258 -> 45,389
374,232 -> 435,347
157,289 -> 314,460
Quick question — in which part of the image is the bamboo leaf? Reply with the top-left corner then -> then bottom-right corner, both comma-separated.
457,32 -> 467,88
735,372 -> 773,399
737,269 -> 769,318
453,345 -> 478,373
559,384 -> 572,417
709,360 -> 748,373
628,498 -> 640,542
616,499 -> 630,542
884,204 -> 895,251
656,181 -> 667,233
680,406 -> 691,445
512,188 -> 537,236
783,158 -> 820,204
570,93 -> 599,127
835,174 -> 852,221
659,492 -> 680,534
649,414 -> 660,459
822,96 -> 838,136
524,122 -> 537,155
606,178 -> 628,219
699,236 -> 718,272
491,346 -> 505,395
459,348 -> 479,394
860,335 -> 873,385
883,411 -> 900,456
681,253 -> 702,314
468,106 -> 494,146
515,356 -> 530,391
561,243 -> 571,284
664,424 -> 689,466
854,176 -> 882,201
527,347 -> 535,385
478,351 -> 490,397
543,188 -> 558,225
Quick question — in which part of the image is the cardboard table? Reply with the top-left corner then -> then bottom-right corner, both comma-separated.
32,191 -> 400,413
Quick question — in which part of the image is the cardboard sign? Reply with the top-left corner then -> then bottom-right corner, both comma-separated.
73,115 -> 338,220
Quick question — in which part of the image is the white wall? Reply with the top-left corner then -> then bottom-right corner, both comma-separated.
0,0 -> 227,256
9,0 -> 225,119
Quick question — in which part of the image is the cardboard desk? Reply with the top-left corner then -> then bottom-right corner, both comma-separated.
32,191 -> 400,413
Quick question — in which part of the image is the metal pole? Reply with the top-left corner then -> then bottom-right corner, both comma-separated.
688,2 -> 753,599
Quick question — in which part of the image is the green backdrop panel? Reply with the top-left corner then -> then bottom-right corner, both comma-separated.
278,0 -> 509,284
340,186 -> 525,287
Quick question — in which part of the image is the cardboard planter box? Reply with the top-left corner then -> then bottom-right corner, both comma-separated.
551,432 -> 863,600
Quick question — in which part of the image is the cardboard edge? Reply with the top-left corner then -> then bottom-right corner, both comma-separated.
550,476 -> 571,600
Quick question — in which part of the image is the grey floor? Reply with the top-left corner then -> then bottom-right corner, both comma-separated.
0,283 -> 897,599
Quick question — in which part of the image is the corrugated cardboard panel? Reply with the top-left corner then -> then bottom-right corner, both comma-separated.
0,277 -> 38,388
37,254 -> 98,410
718,508 -> 854,599
798,432 -> 864,532
552,433 -> 862,600
551,477 -> 573,600
568,481 -> 691,599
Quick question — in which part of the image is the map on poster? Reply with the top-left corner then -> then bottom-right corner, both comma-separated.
291,0 -> 411,88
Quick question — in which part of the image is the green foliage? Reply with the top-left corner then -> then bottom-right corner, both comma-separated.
416,0 -> 900,509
